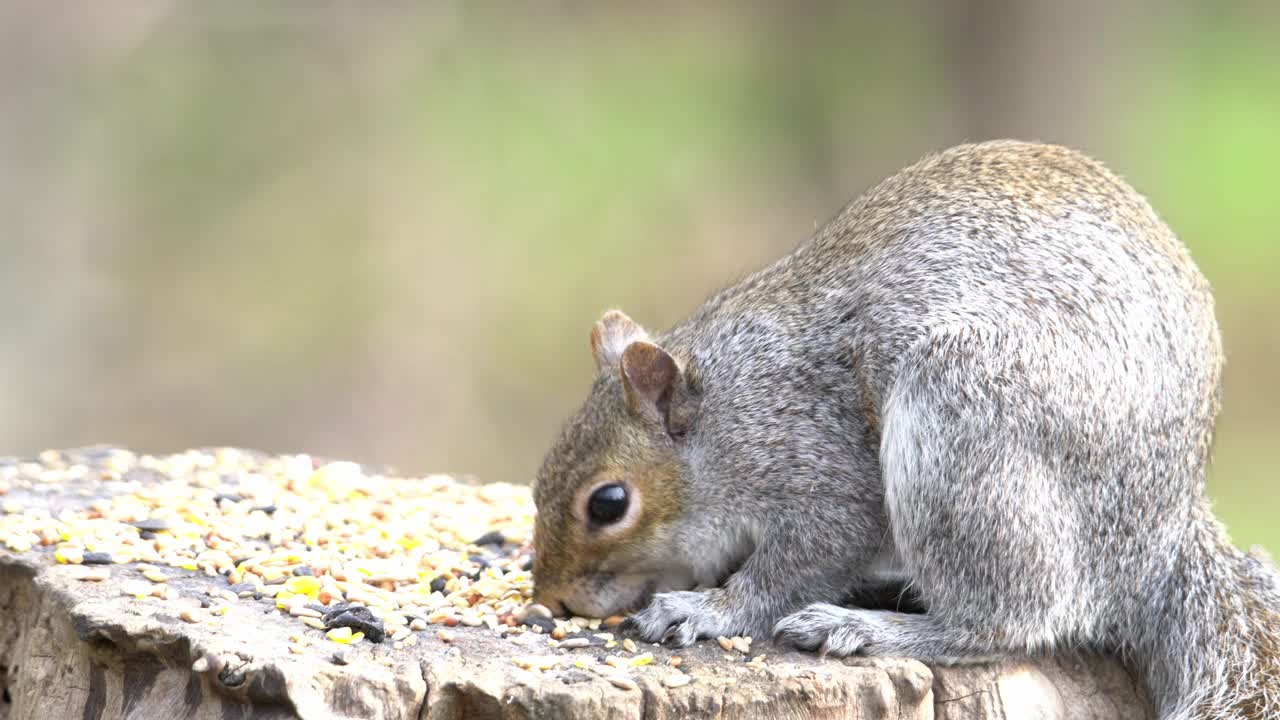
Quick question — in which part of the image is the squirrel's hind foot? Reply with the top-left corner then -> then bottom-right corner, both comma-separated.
774,603 -> 1005,664
774,603 -> 878,657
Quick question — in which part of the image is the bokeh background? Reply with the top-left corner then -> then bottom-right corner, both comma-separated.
1,1 -> 1275,552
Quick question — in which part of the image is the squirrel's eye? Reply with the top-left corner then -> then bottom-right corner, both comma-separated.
587,484 -> 629,526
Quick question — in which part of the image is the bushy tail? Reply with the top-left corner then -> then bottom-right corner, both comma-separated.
1138,510 -> 1280,720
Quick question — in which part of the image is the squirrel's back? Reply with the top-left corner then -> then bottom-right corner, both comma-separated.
691,142 -> 1211,332
672,140 -> 1221,413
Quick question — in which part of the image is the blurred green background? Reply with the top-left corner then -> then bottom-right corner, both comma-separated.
0,2 -> 1275,553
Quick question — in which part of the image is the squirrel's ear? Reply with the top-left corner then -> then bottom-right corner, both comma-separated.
620,340 -> 690,437
591,310 -> 650,371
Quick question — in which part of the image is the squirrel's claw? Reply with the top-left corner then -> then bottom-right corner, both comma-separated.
627,589 -> 738,646
661,621 -> 700,648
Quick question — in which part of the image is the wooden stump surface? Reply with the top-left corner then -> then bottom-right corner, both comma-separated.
0,448 -> 1154,720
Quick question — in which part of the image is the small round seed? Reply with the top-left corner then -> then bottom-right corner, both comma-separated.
524,603 -> 553,619
608,675 -> 638,691
55,547 -> 83,564
662,673 -> 692,688
68,566 -> 110,582
121,580 -> 151,597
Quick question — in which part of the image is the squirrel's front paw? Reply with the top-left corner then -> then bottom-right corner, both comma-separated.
627,590 -> 736,647
774,603 -> 881,657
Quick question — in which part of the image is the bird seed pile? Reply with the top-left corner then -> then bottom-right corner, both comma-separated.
0,447 -> 749,689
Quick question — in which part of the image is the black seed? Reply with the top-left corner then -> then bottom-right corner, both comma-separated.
252,505 -> 277,515
139,531 -> 157,540
292,566 -> 313,576
324,605 -> 385,643
429,577 -> 447,594
199,599 -> 211,609
322,603 -> 353,622
213,494 -> 243,504
330,651 -> 349,666
469,555 -> 491,569
472,530 -> 505,547
521,556 -> 534,572
525,615 -> 556,633
131,518 -> 169,532
81,552 -> 112,565
253,592 -> 263,601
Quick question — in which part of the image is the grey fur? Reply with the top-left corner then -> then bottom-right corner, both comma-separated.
536,141 -> 1280,719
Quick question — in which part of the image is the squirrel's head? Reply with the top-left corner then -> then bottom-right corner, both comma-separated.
531,310 -> 701,618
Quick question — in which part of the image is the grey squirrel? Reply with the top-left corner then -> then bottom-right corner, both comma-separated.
531,140 -> 1280,719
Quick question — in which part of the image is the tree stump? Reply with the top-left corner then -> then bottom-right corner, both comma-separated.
0,447 -> 1153,719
